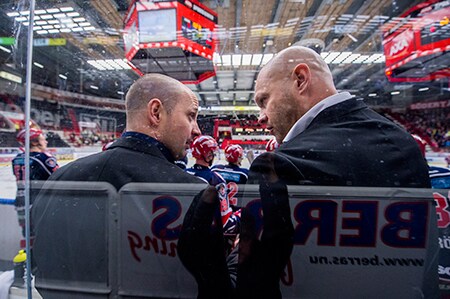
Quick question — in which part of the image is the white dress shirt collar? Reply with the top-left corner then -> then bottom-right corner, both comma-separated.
283,92 -> 354,143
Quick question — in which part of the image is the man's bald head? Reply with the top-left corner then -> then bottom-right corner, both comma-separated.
124,73 -> 201,159
260,46 -> 336,97
254,46 -> 338,143
126,73 -> 189,115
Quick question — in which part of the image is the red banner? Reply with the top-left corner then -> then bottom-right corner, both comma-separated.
409,100 -> 450,110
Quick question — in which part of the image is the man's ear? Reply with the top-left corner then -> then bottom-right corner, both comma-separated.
147,98 -> 163,125
292,63 -> 310,93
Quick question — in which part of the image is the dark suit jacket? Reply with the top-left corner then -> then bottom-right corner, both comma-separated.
44,135 -> 203,189
250,98 -> 431,188
31,135 -> 204,295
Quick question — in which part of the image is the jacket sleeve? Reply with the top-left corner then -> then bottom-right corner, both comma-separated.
247,152 -> 311,185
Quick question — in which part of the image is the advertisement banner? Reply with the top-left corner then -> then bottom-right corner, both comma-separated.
435,190 -> 450,294
118,183 -> 438,298
409,99 -> 450,110
383,28 -> 415,68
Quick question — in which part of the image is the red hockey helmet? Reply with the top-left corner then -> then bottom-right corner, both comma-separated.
191,135 -> 218,160
412,134 -> 426,157
265,138 -> 279,152
16,128 -> 43,146
225,144 -> 244,164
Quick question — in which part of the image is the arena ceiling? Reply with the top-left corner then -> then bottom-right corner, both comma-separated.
0,0 -> 448,111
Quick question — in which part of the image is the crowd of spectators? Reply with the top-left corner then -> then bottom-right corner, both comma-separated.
1,93 -> 449,152
67,130 -> 117,147
382,108 -> 450,150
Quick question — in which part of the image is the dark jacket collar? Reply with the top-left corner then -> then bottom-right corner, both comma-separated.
309,97 -> 367,127
108,132 -> 176,163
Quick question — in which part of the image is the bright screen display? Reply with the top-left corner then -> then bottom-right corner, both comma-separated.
138,9 -> 177,43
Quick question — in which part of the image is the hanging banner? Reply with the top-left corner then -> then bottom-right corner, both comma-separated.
33,38 -> 66,47
409,100 -> 450,110
0,37 -> 15,45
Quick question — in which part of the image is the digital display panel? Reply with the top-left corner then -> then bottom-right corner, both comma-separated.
181,16 -> 213,49
138,9 -> 177,43
123,22 -> 137,54
420,20 -> 450,46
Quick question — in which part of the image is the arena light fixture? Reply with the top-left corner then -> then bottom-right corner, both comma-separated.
33,62 -> 44,68
87,59 -> 132,71
58,74 -> 67,80
114,59 -> 132,69
231,54 -> 241,66
40,14 -> 53,20
96,60 -> 115,70
6,6 -> 94,35
66,12 -> 80,17
332,52 -> 352,64
324,52 -> 341,63
60,7 -> 74,12
261,54 -> 274,65
86,60 -> 106,70
342,53 -> 361,64
7,12 -> 20,17
353,55 -> 370,63
0,71 -> 22,83
221,55 -> 231,66
418,87 -> 429,92
251,54 -> 263,65
320,52 -> 330,59
90,85 -> 99,90
241,54 -> 252,65
0,45 -> 11,53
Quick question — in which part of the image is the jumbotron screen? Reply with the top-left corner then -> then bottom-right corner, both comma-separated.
123,0 -> 217,84
382,0 -> 450,82
138,9 -> 177,43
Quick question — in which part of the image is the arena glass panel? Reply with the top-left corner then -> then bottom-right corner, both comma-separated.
0,0 -> 449,298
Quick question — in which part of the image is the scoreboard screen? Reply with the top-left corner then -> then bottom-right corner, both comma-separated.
138,9 -> 177,43
123,0 -> 218,84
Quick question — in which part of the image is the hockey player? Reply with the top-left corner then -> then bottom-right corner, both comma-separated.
186,135 -> 225,185
12,128 -> 59,246
174,155 -> 189,170
413,134 -> 450,188
186,135 -> 240,253
212,144 -> 249,185
265,138 -> 279,152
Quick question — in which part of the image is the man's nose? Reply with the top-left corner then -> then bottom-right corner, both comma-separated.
258,111 -> 268,124
192,122 -> 201,137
